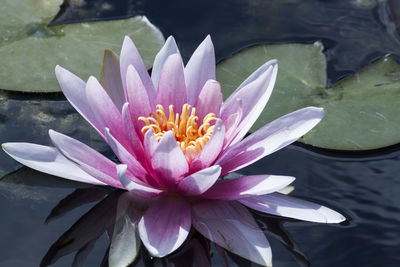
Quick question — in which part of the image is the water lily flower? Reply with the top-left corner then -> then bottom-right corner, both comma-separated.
2,35 -> 345,266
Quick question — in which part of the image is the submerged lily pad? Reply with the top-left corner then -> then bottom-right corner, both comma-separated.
0,0 -> 164,93
217,43 -> 400,150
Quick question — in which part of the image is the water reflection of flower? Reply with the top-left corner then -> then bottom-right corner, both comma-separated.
3,36 -> 344,266
41,187 -> 310,267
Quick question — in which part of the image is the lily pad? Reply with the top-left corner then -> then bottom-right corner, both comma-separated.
0,0 -> 164,93
217,43 -> 400,150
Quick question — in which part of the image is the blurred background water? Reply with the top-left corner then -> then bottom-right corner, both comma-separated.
1,0 -> 400,266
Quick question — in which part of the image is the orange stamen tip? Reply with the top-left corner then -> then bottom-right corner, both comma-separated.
139,104 -> 217,162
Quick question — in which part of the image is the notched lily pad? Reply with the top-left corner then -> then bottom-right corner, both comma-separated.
0,0 -> 165,93
217,43 -> 400,150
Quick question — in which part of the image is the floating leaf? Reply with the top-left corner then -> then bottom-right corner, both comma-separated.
217,43 -> 400,150
0,0 -> 164,93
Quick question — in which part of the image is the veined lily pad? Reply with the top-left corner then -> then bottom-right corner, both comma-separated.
0,0 -> 164,93
217,43 -> 400,150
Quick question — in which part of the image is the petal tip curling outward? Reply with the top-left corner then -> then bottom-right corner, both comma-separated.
138,197 -> 191,257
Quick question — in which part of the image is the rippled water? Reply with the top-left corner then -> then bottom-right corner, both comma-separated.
1,0 -> 400,266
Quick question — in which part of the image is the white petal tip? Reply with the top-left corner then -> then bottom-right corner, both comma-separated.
124,35 -> 132,42
117,164 -> 128,172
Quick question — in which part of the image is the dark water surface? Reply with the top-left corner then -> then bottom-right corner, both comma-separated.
1,0 -> 400,266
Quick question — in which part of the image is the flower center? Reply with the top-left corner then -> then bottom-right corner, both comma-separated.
138,104 -> 217,161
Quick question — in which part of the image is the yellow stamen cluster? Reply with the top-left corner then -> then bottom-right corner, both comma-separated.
138,104 -> 217,162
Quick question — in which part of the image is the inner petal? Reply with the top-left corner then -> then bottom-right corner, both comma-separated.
138,104 -> 217,163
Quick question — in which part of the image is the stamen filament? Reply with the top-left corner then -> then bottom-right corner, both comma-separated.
138,104 -> 218,162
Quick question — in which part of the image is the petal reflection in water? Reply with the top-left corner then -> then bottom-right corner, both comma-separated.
40,187 -> 311,267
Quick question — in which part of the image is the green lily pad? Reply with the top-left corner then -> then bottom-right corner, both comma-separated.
0,0 -> 164,93
217,43 -> 400,150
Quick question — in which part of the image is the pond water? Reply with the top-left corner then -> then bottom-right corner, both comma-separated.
1,0 -> 400,266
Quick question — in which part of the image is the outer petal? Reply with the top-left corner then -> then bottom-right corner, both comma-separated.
195,79 -> 223,120
100,49 -> 125,112
138,196 -> 191,257
192,200 -> 272,266
202,175 -> 295,200
151,131 -> 189,186
120,36 -> 156,105
55,66 -> 104,139
220,60 -> 277,145
117,165 -> 162,198
105,128 -> 148,181
217,107 -> 325,175
156,54 -> 187,110
190,119 -> 225,173
49,130 -> 123,188
86,76 -> 132,153
151,36 -> 180,88
239,193 -> 346,223
1,143 -> 104,185
185,35 -> 216,105
177,165 -> 221,196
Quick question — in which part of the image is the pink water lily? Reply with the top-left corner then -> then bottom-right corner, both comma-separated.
2,35 -> 345,266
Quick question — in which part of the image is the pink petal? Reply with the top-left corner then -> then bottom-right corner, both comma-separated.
143,129 -> 158,160
120,36 -> 156,105
192,200 -> 272,266
217,107 -> 325,175
220,60 -> 278,145
117,165 -> 162,198
202,175 -> 295,200
85,76 -> 133,154
100,49 -> 125,112
177,165 -> 221,196
105,128 -> 149,182
126,64 -> 153,131
156,54 -> 187,110
185,35 -> 216,105
151,131 -> 188,186
239,193 -> 346,223
49,130 -> 123,188
190,119 -> 225,173
55,66 -> 105,139
138,196 -> 191,257
2,142 -> 104,185
122,103 -> 145,158
222,109 -> 242,150
195,79 -> 223,121
151,36 -> 180,88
